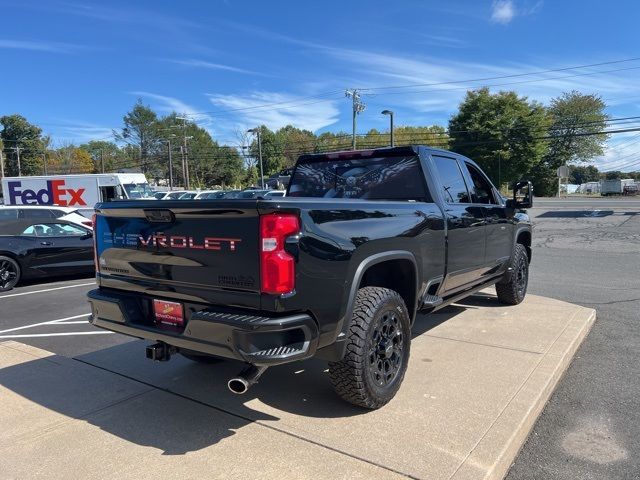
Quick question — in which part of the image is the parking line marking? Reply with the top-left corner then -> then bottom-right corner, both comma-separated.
0,331 -> 113,339
0,314 -> 89,334
0,282 -> 95,299
51,320 -> 88,325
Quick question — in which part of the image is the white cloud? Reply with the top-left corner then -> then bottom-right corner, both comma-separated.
128,91 -> 212,125
206,91 -> 340,133
0,39 -> 85,54
167,59 -> 262,76
41,120 -> 116,143
491,0 -> 516,24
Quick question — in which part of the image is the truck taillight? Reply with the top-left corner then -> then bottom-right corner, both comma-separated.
92,214 -> 99,272
260,213 -> 299,295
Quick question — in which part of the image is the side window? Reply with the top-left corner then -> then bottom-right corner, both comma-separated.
28,223 -> 87,237
46,223 -> 87,236
0,209 -> 18,220
464,163 -> 497,205
21,225 -> 37,236
20,209 -> 55,219
432,156 -> 471,203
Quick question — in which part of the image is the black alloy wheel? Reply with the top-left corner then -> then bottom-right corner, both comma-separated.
329,286 -> 411,409
0,256 -> 20,292
368,310 -> 404,388
496,243 -> 529,305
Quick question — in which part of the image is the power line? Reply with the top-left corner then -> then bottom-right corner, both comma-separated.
357,56 -> 640,91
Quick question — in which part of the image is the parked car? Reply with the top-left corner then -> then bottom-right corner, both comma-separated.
178,191 -> 198,200
0,219 -> 95,291
214,190 -> 242,199
194,190 -> 222,200
0,205 -> 93,228
238,189 -> 270,199
263,190 -> 285,198
159,191 -> 187,200
88,145 -> 533,408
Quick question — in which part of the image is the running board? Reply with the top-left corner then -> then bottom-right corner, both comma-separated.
430,275 -> 503,313
420,294 -> 444,309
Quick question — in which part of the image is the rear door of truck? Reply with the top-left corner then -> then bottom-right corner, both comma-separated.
94,200 -> 262,309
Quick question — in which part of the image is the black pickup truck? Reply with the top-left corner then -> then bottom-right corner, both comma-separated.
88,146 -> 533,409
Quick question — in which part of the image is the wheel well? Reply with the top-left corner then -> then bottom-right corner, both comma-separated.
516,231 -> 531,262
359,259 -> 417,321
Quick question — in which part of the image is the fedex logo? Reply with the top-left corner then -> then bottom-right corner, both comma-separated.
7,180 -> 87,206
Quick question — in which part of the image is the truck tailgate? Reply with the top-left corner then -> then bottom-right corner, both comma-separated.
95,201 -> 261,308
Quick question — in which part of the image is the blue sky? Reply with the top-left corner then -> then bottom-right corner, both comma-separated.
2,0 -> 640,170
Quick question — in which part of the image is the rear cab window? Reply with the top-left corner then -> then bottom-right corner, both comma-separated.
288,155 -> 430,201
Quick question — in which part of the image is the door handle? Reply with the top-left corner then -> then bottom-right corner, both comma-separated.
40,241 -> 53,246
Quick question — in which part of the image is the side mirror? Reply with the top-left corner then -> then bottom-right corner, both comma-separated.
506,181 -> 533,209
82,230 -> 93,239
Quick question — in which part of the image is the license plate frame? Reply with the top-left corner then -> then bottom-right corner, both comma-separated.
153,299 -> 184,327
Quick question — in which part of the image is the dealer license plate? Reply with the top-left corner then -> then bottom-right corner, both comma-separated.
153,299 -> 184,327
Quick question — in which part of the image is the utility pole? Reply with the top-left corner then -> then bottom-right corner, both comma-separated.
11,146 -> 22,176
345,89 -> 366,150
100,149 -> 105,174
42,150 -> 48,175
175,115 -> 194,190
180,145 -> 186,188
166,139 -> 174,191
0,149 -> 4,179
247,128 -> 264,188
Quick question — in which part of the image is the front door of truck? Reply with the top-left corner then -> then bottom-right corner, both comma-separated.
460,161 -> 513,270
431,155 -> 487,292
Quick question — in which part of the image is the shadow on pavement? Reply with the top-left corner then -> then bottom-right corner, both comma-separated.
17,272 -> 94,288
536,210 -> 615,218
0,294 -> 500,454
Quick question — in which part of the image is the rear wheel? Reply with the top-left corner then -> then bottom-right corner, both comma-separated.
0,256 -> 20,292
496,243 -> 529,305
329,286 -> 411,409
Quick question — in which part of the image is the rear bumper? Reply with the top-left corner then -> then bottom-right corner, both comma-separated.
87,288 -> 319,366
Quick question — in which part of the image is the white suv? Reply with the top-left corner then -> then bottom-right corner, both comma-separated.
0,205 -> 93,228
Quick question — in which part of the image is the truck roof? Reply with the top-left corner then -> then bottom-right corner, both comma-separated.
296,145 -> 450,163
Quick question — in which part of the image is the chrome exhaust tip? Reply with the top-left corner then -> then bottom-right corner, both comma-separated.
227,365 -> 268,395
227,378 -> 250,394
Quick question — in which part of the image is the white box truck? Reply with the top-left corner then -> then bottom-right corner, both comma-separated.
1,173 -> 154,207
600,178 -> 635,196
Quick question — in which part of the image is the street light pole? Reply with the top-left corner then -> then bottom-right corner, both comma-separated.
381,110 -> 394,147
247,128 -> 264,189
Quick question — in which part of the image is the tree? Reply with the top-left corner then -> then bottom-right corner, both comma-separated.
569,165 -> 600,184
532,91 -> 608,195
449,88 -> 550,188
0,114 -> 45,176
48,144 -> 94,174
79,140 -> 125,173
114,99 -> 163,174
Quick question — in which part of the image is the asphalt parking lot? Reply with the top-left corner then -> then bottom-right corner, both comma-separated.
1,196 -> 639,479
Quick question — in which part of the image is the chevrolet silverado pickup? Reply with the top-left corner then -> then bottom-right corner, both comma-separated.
87,146 -> 533,409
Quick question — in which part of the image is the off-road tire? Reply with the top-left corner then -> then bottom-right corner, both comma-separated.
0,255 -> 20,292
496,243 -> 529,305
329,286 -> 411,409
180,350 -> 224,364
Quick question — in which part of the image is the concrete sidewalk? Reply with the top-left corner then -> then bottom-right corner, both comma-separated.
0,292 -> 595,480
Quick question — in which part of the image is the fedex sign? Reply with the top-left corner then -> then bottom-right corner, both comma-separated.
3,177 -> 99,206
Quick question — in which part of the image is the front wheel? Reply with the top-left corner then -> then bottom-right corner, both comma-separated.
496,243 -> 529,305
329,286 -> 411,409
0,256 -> 20,292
